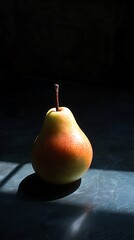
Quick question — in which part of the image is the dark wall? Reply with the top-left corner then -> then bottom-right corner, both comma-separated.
0,1 -> 133,89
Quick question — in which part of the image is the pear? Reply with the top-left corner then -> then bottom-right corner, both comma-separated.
32,84 -> 93,184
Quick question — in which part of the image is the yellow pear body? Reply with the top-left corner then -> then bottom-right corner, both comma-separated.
32,107 -> 93,184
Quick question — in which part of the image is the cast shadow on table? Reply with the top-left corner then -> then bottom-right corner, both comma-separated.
17,173 -> 81,201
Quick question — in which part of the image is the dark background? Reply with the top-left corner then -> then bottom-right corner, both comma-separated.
0,1 -> 134,92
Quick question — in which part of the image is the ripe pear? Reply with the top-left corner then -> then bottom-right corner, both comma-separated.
32,84 -> 93,184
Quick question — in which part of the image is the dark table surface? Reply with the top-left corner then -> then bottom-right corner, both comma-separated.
0,81 -> 134,240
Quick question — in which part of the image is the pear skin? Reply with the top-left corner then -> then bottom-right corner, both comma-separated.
32,107 -> 93,184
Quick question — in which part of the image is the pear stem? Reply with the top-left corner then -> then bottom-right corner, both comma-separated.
54,84 -> 59,111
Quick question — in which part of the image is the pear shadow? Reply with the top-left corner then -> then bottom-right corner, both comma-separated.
17,173 -> 81,201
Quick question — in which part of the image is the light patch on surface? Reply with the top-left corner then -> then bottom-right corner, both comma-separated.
0,161 -> 20,182
70,211 -> 88,234
0,162 -> 34,193
0,162 -> 134,216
